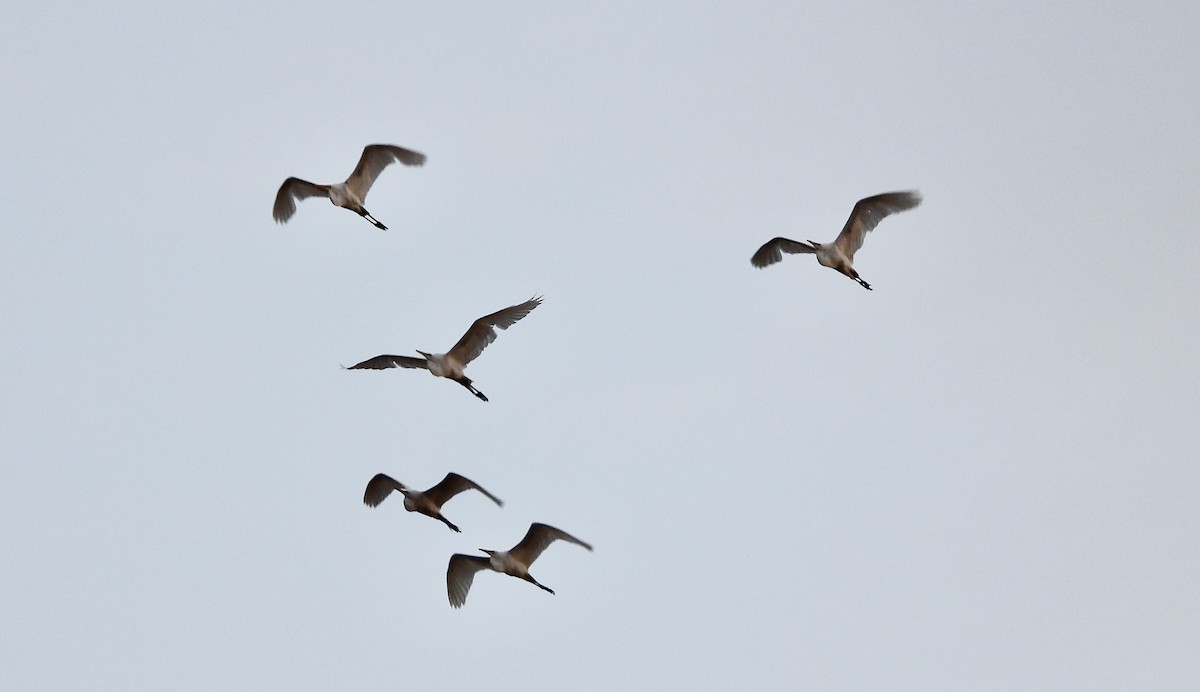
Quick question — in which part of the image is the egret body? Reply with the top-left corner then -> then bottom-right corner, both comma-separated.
347,296 -> 543,402
363,472 -> 503,533
273,144 -> 425,230
751,191 -> 922,290
446,522 -> 592,608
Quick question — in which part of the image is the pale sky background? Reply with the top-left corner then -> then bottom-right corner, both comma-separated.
3,2 -> 1199,690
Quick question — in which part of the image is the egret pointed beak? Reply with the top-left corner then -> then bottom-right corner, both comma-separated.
416,350 -> 432,359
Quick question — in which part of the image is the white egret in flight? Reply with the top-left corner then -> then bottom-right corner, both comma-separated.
751,191 -> 921,290
273,144 -> 426,230
446,522 -> 593,608
363,472 -> 503,533
346,296 -> 543,402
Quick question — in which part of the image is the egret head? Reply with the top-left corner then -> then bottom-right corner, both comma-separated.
480,549 -> 496,557
416,350 -> 432,359
807,240 -> 822,249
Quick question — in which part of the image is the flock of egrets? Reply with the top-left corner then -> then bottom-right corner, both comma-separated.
273,143 -> 921,608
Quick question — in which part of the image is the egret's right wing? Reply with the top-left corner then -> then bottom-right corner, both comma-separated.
273,177 -> 329,223
345,355 -> 429,370
447,554 -> 492,608
750,237 -> 816,268
362,473 -> 408,507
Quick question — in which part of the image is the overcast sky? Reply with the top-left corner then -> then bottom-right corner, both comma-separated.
3,2 -> 1199,690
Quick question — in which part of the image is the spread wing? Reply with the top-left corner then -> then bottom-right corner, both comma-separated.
362,473 -> 408,507
344,144 -> 426,200
447,554 -> 492,608
345,355 -> 429,370
750,237 -> 816,268
273,177 -> 329,223
446,296 -> 543,366
833,191 -> 922,261
508,522 -> 593,567
425,472 -> 504,508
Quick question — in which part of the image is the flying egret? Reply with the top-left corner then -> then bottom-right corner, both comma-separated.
272,144 -> 426,230
346,296 -> 542,402
363,472 -> 503,533
751,191 -> 922,290
446,522 -> 593,608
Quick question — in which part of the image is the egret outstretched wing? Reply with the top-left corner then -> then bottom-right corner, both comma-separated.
446,296 -> 543,366
362,473 -> 408,507
447,554 -> 492,608
346,355 -> 429,370
509,522 -> 593,567
833,191 -> 922,260
750,237 -> 816,268
273,177 -> 330,223
425,473 -> 504,508
345,144 -> 426,200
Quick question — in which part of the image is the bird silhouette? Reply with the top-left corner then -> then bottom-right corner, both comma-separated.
346,296 -> 542,402
446,522 -> 593,608
273,144 -> 425,230
751,191 -> 922,290
363,472 -> 503,533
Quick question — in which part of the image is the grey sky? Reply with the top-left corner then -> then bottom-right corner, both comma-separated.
3,2 -> 1198,690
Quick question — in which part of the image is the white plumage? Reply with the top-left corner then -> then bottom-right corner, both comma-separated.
751,191 -> 922,290
446,523 -> 593,608
273,144 -> 425,230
